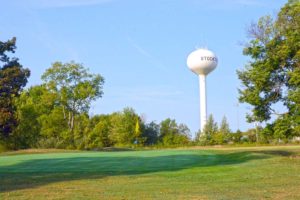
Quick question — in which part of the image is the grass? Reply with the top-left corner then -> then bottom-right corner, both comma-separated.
0,146 -> 300,200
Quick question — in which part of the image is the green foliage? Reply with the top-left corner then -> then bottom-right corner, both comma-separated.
217,116 -> 231,144
0,37 -> 30,138
39,107 -> 68,140
10,61 -> 105,150
142,121 -> 159,145
159,118 -> 191,146
13,84 -> 192,149
231,130 -> 243,143
219,116 -> 231,135
203,114 -> 218,136
198,114 -> 219,145
196,115 -> 238,145
87,115 -> 112,149
41,61 -> 104,133
243,128 -> 258,143
109,108 -> 140,146
0,141 -> 7,153
237,0 -> 300,142
12,85 -> 54,148
73,114 -> 90,149
160,118 -> 177,142
211,132 -> 226,145
259,124 -> 274,143
11,104 -> 40,149
237,1 -> 300,138
273,115 -> 296,143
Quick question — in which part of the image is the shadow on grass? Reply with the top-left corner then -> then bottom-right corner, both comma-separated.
99,147 -> 135,152
253,150 -> 295,157
0,150 -> 274,192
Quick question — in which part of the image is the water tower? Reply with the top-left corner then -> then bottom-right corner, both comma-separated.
187,48 -> 218,132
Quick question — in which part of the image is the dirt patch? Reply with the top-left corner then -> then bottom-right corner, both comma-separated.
289,155 -> 300,159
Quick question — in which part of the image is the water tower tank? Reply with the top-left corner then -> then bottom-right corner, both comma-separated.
187,48 -> 218,75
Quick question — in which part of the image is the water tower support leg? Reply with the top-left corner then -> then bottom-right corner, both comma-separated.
199,74 -> 207,132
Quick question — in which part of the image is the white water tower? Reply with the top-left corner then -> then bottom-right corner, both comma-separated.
187,48 -> 218,132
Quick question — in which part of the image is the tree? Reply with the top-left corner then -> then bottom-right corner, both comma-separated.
109,108 -> 142,146
73,113 -> 90,149
237,1 -> 300,136
143,121 -> 159,145
176,123 -> 191,145
244,128 -> 259,143
0,37 -> 30,138
273,115 -> 296,143
12,85 -> 55,149
41,61 -> 104,134
159,118 -> 190,146
213,116 -> 231,144
259,123 -> 274,143
197,114 -> 218,145
232,130 -> 242,143
87,115 -> 112,149
38,106 -> 68,148
14,85 -> 75,149
203,114 -> 218,136
159,118 -> 177,145
219,116 -> 231,135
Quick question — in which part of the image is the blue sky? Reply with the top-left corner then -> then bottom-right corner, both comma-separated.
1,0 -> 287,136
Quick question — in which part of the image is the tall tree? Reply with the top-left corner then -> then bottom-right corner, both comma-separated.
88,115 -> 112,149
0,37 -> 30,138
159,118 -> 190,146
143,121 -> 159,145
219,116 -> 231,135
41,61 -> 104,133
159,118 -> 178,145
13,85 -> 56,148
109,108 -> 142,146
237,0 -> 300,136
202,114 -> 218,136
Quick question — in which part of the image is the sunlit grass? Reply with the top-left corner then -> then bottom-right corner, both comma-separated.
1,146 -> 300,200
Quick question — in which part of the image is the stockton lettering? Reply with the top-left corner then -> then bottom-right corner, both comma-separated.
201,56 -> 218,62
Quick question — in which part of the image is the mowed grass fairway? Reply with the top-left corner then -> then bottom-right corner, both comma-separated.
1,146 -> 300,200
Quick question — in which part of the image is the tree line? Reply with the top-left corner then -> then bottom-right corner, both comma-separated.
0,0 -> 299,151
0,49 -> 194,149
0,43 -> 247,150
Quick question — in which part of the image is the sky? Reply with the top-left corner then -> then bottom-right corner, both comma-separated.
1,0 -> 288,137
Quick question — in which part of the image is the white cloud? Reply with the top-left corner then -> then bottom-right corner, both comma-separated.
127,37 -> 169,73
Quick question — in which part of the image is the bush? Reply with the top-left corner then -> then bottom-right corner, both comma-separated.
0,141 -> 7,153
211,132 -> 226,145
37,138 -> 59,149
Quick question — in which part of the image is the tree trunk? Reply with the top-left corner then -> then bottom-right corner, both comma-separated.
68,112 -> 71,129
71,112 -> 74,131
62,105 -> 66,119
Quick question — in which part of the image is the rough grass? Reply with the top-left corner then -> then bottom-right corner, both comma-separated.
0,146 -> 300,200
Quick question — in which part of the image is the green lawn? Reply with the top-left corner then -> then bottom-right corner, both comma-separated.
1,146 -> 300,200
